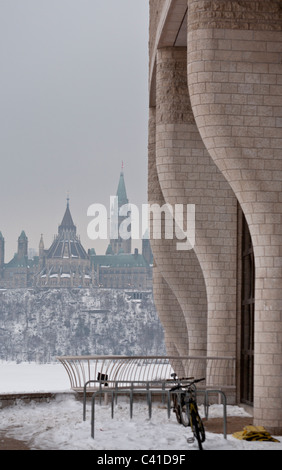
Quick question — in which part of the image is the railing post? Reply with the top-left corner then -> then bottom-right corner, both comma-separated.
111,391 -> 114,419
148,390 -> 152,419
167,391 -> 171,419
130,384 -> 133,419
91,391 -> 98,439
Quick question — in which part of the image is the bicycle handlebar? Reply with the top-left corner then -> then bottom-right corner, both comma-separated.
169,377 -> 205,391
193,378 -> 206,384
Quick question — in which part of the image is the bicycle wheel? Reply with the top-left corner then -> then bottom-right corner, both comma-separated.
173,394 -> 190,427
172,395 -> 182,424
179,398 -> 189,427
190,408 -> 205,450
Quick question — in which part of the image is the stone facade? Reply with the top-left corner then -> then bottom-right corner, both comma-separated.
149,0 -> 282,433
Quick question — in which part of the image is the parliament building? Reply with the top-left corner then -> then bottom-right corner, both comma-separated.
0,169 -> 152,290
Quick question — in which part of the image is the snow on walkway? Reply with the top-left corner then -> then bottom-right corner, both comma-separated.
0,395 -> 281,451
0,362 -> 281,451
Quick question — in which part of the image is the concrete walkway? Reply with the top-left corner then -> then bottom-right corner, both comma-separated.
0,433 -> 30,450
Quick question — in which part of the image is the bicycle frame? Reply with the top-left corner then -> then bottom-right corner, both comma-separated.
170,376 -> 206,450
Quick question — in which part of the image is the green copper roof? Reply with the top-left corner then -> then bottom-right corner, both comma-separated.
116,170 -> 128,206
106,244 -> 114,255
0,231 -> 4,240
18,230 -> 27,240
5,254 -> 39,268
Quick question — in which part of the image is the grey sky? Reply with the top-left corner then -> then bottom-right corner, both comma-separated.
0,0 -> 149,260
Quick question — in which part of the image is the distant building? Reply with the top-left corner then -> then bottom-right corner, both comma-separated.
0,230 -> 39,288
36,199 -> 94,288
90,247 -> 152,290
109,163 -> 131,255
0,168 -> 153,290
0,202 -> 93,289
90,166 -> 153,289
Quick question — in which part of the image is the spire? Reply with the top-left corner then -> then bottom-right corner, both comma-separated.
19,230 -> 27,240
106,243 -> 114,255
39,234 -> 44,261
39,234 -> 44,249
116,162 -> 128,206
59,198 -> 76,234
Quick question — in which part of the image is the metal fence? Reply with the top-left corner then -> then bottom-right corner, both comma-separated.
57,355 -> 236,391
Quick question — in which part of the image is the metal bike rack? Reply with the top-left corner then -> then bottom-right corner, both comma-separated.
90,387 -> 172,438
197,389 -> 227,439
83,379 -> 174,422
86,381 -> 228,440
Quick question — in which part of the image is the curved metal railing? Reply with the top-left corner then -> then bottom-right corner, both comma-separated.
57,355 -> 236,391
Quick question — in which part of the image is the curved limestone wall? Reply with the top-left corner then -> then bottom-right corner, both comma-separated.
187,0 -> 282,433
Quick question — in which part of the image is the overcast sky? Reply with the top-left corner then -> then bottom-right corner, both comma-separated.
0,0 -> 149,259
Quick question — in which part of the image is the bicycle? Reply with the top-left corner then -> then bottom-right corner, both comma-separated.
170,374 -> 206,450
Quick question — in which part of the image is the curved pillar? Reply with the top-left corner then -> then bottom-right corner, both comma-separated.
156,47 -> 238,360
148,107 -> 208,359
153,267 -> 188,377
187,0 -> 282,433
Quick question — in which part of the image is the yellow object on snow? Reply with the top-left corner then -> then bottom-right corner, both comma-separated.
233,425 -> 279,442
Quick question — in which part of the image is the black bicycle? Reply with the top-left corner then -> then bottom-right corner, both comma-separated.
170,374 -> 206,450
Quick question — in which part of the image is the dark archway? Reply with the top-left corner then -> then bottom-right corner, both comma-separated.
240,213 -> 255,406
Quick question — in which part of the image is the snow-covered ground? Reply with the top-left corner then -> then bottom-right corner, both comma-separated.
0,362 -> 281,451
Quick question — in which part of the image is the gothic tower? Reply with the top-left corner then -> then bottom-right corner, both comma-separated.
17,231 -> 28,260
110,164 -> 132,255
